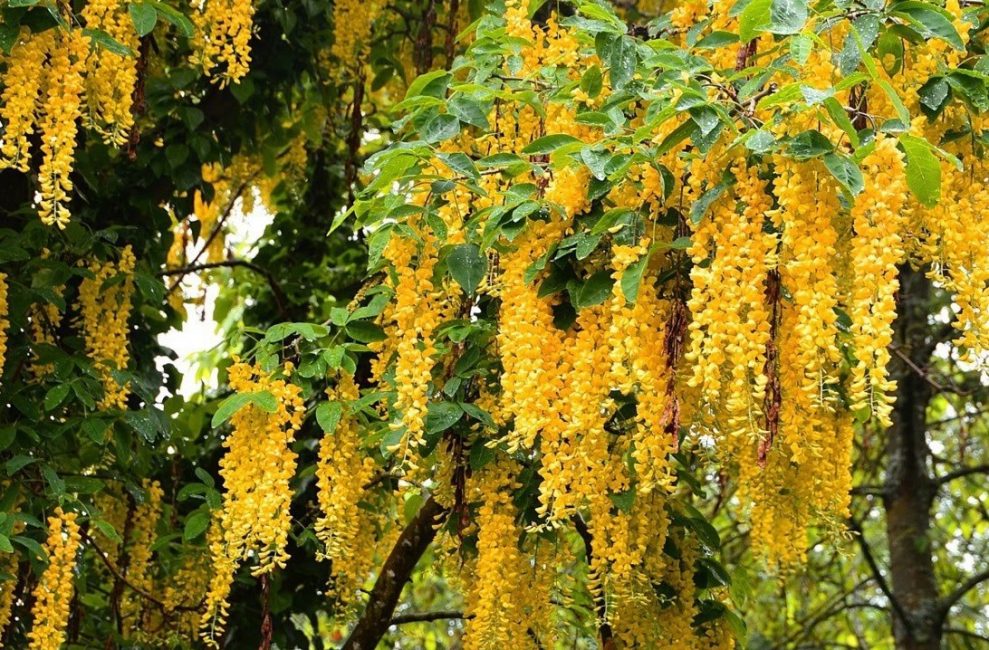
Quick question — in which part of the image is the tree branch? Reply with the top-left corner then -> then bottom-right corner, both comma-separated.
159,259 -> 288,317
846,516 -> 913,634
389,610 -> 470,625
938,569 -> 989,624
342,496 -> 448,650
935,464 -> 989,486
572,516 -> 616,650
84,531 -> 201,613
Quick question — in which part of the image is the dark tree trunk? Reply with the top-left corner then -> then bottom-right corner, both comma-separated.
883,265 -> 941,650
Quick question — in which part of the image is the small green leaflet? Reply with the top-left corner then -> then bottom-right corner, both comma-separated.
425,402 -> 464,434
447,244 -> 487,294
183,511 -> 210,541
739,0 -> 772,41
129,3 -> 158,36
316,401 -> 344,434
823,153 -> 864,196
899,135 -> 941,207
522,134 -> 583,155
211,391 -> 278,428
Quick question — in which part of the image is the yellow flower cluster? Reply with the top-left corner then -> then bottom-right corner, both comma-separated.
81,0 -> 139,145
464,461 -> 554,649
192,0 -> 255,85
121,480 -> 164,637
27,508 -> 81,650
331,0 -> 385,63
847,138 -> 908,426
0,273 -> 7,375
314,374 -> 377,605
383,234 -> 444,456
0,29 -> 53,172
37,30 -> 88,229
160,552 -> 211,643
77,245 -> 137,410
201,361 -> 304,646
0,550 -> 17,642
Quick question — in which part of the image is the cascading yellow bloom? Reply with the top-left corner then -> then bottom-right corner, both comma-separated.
27,508 -> 81,650
77,245 -> 137,410
383,234 -> 444,456
847,137 -> 908,426
0,273 -> 7,375
121,480 -> 163,637
331,0 -> 385,63
0,551 -> 17,643
464,460 -> 554,649
81,0 -> 139,145
0,29 -> 52,172
201,361 -> 304,647
37,29 -> 88,229
314,374 -> 377,606
191,0 -> 255,85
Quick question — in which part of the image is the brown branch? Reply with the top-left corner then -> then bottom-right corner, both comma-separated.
846,516 -> 912,634
342,496 -> 448,649
938,569 -> 989,624
84,531 -> 201,614
159,259 -> 288,317
935,464 -> 989,486
759,268 -> 782,465
389,610 -> 470,625
259,574 -> 273,650
165,178 -> 253,298
572,516 -> 616,650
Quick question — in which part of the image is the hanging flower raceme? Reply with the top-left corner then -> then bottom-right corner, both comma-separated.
81,0 -> 139,145
0,29 -> 53,172
36,29 -> 88,229
120,480 -> 164,637
847,137 -> 908,427
27,508 -> 81,650
0,273 -> 7,375
77,245 -> 137,410
201,361 -> 304,647
314,374 -> 377,607
191,0 -> 255,85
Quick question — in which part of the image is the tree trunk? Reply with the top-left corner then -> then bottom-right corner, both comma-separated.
883,265 -> 940,650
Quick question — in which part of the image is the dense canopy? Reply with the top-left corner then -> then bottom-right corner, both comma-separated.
0,0 -> 987,648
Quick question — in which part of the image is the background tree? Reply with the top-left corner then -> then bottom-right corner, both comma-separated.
0,0 -> 987,649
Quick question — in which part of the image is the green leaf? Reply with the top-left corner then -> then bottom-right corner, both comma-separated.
891,3 -> 964,50
823,97 -> 860,147
608,35 -> 637,87
769,0 -> 808,35
876,79 -> 910,124
83,28 -> 135,57
620,248 -> 652,304
43,384 -> 71,411
211,391 -> 278,428
739,0 -> 772,41
690,179 -> 731,224
93,519 -> 123,543
447,244 -> 487,294
405,70 -> 451,100
425,402 -> 464,434
572,271 -> 613,309
7,0 -> 39,6
899,134 -> 941,207
5,455 -> 36,476
579,65 -> 603,97
183,511 -> 210,541
823,153 -> 864,196
316,401 -> 344,434
787,130 -> 833,160
421,114 -> 460,144
346,321 -> 387,343
129,3 -> 158,36
522,134 -> 583,155
150,1 -> 195,38
0,534 -> 13,554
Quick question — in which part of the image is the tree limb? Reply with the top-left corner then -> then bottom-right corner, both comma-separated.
342,496 -> 448,650
389,610 -> 470,625
159,259 -> 288,317
938,569 -> 989,624
935,464 -> 989,486
572,516 -> 616,650
846,516 -> 913,634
